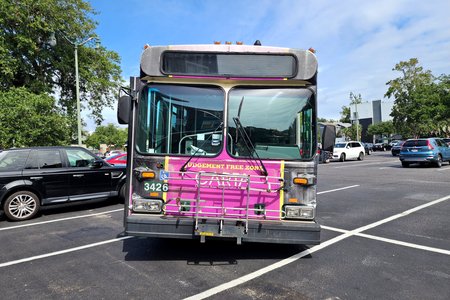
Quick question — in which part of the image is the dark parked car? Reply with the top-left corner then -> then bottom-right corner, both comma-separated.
373,142 -> 390,151
0,147 -> 126,221
362,143 -> 373,155
391,140 -> 405,156
399,138 -> 450,168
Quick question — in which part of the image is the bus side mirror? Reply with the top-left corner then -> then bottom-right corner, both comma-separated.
117,95 -> 131,124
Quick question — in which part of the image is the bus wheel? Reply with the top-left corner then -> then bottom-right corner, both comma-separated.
3,191 -> 40,221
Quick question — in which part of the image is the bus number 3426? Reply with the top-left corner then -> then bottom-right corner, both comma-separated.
144,182 -> 169,192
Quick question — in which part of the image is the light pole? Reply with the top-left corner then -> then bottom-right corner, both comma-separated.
73,37 -> 95,145
355,102 -> 359,141
60,35 -> 98,145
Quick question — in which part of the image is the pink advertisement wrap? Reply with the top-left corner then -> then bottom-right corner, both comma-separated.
161,152 -> 285,221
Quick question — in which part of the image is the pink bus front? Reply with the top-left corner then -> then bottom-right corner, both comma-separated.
119,43 -> 321,244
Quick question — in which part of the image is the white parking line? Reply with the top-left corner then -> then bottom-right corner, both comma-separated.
333,161 -> 394,168
322,226 -> 450,256
183,193 -> 450,300
0,208 -> 124,232
0,236 -> 132,268
317,185 -> 359,194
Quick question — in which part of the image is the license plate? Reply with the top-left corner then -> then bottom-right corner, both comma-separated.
144,182 -> 169,192
411,149 -> 418,152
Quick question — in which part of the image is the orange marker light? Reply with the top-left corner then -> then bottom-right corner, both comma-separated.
293,177 -> 308,185
141,171 -> 155,179
149,192 -> 159,197
288,198 -> 299,203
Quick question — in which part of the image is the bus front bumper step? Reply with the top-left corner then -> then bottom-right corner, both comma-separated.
125,215 -> 321,245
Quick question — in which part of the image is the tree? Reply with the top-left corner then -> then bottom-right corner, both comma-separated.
367,121 -> 395,136
339,106 -> 350,123
0,0 -> 122,140
341,124 -> 361,141
385,58 -> 448,138
0,87 -> 70,148
85,124 -> 127,150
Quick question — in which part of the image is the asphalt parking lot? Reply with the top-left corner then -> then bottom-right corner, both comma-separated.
1,152 -> 449,299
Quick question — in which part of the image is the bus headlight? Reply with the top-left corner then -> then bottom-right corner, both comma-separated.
132,194 -> 163,213
284,205 -> 315,220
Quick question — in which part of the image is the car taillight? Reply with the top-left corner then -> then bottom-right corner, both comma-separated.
427,141 -> 434,150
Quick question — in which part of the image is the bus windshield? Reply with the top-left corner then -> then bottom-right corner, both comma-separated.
136,84 -> 224,155
227,87 -> 315,160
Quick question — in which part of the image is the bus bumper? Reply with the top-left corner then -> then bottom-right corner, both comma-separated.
125,215 -> 321,245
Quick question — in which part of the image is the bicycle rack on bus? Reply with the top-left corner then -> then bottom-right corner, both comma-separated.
162,171 -> 284,244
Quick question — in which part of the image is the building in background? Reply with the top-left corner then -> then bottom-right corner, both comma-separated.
350,100 -> 394,143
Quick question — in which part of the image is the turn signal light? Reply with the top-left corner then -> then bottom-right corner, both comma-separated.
293,177 -> 308,185
141,171 -> 155,179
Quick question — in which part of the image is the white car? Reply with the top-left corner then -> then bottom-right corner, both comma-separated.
333,141 -> 365,162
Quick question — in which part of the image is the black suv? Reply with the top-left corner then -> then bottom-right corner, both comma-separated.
0,146 -> 126,221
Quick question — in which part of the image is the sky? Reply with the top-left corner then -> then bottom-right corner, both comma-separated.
86,0 -> 450,131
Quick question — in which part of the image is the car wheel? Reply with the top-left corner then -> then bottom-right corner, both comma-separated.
358,152 -> 364,161
3,191 -> 40,221
339,153 -> 346,162
401,161 -> 409,168
435,155 -> 442,168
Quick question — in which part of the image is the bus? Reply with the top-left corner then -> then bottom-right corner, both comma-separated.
118,41 -> 330,244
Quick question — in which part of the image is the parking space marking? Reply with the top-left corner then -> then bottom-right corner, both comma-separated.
322,226 -> 450,255
317,185 -> 359,194
0,208 -> 123,232
0,236 -> 132,268
333,161 -> 394,169
183,193 -> 450,300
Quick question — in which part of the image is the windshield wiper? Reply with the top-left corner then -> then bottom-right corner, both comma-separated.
233,116 -> 268,176
179,122 -> 223,172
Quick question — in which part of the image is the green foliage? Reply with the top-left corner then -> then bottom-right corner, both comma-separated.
0,87 -> 70,148
341,124 -> 362,141
0,0 -> 122,135
339,106 -> 350,123
367,121 -> 395,136
85,124 -> 127,150
385,58 -> 448,138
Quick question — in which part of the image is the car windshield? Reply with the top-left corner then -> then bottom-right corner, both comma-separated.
334,143 -> 346,148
